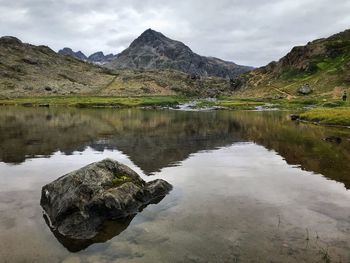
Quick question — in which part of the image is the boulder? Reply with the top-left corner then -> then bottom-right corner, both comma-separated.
298,84 -> 312,95
40,159 -> 172,240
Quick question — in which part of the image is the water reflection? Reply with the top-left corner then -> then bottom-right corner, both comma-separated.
1,107 -> 350,262
42,190 -> 168,252
44,215 -> 133,253
1,106 -> 349,187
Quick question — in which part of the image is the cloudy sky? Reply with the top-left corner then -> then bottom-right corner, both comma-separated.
0,0 -> 349,67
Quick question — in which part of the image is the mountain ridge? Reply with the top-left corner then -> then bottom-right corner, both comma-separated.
105,29 -> 252,78
58,29 -> 252,78
0,35 -> 233,97
235,29 -> 350,98
2,28 -> 349,99
58,48 -> 117,64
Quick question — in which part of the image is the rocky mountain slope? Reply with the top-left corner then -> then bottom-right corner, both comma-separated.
105,29 -> 252,78
87,51 -> 117,64
236,29 -> 350,98
58,48 -> 117,64
0,36 -> 233,97
0,36 -> 116,97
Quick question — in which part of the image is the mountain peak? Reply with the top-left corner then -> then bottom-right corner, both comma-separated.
141,28 -> 162,37
58,47 -> 87,60
130,29 -> 168,48
61,47 -> 73,52
58,48 -> 117,64
107,30 -> 252,78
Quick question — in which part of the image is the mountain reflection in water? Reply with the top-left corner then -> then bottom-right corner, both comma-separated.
0,106 -> 349,188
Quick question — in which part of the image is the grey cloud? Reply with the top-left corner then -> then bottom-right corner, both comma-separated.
0,0 -> 349,66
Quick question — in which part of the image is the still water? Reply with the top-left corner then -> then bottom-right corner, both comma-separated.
0,107 -> 349,262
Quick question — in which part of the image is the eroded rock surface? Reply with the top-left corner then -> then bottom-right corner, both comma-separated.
40,159 -> 172,240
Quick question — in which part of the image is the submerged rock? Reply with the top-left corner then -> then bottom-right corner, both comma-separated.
40,159 -> 172,241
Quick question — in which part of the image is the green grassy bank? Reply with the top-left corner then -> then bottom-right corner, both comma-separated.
300,107 -> 350,126
0,96 -> 187,108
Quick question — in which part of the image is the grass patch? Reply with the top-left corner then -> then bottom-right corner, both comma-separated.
0,96 -> 188,108
314,54 -> 348,73
300,107 -> 350,126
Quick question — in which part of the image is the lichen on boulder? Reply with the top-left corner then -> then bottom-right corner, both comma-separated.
40,158 -> 172,240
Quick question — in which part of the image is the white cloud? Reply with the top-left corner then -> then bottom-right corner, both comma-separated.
0,0 -> 349,66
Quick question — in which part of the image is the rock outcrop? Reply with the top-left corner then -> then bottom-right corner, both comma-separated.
40,159 -> 172,240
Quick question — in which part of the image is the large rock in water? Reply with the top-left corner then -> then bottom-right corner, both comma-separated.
40,159 -> 172,240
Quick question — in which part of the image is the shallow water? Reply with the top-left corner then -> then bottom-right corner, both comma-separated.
0,107 -> 350,262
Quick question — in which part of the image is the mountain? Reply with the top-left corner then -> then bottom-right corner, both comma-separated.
58,47 -> 87,61
58,48 -> 117,64
88,52 -> 117,64
57,29 -> 252,78
0,36 -> 232,97
235,29 -> 350,98
105,29 -> 252,78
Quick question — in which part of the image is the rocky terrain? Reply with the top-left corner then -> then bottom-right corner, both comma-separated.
0,36 -> 236,97
236,29 -> 350,98
0,36 -> 116,97
58,48 -> 117,64
87,51 -> 117,64
105,29 -> 252,78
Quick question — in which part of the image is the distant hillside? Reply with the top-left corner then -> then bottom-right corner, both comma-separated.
0,36 -> 232,97
0,36 -> 115,97
58,48 -> 117,64
236,29 -> 350,98
105,29 -> 252,78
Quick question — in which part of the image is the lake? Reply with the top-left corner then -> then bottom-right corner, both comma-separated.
0,106 -> 349,262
